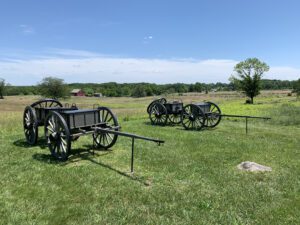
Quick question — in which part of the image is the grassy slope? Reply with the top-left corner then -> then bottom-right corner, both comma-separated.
0,92 -> 299,225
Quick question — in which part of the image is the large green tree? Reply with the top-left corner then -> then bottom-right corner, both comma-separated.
38,77 -> 69,99
0,78 -> 5,99
231,58 -> 269,104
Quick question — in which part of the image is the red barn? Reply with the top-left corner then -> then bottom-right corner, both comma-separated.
70,89 -> 85,97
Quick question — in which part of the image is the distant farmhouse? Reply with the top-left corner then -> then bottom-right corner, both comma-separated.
70,89 -> 85,97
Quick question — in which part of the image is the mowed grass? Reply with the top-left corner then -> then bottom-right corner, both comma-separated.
0,92 -> 299,225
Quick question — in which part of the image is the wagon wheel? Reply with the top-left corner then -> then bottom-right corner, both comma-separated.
146,98 -> 167,114
147,100 -> 158,114
45,111 -> 71,161
149,102 -> 168,125
31,99 -> 63,108
169,114 -> 182,124
23,106 -> 38,145
204,101 -> 222,128
181,104 -> 205,130
146,98 -> 164,114
158,98 -> 167,104
93,107 -> 119,149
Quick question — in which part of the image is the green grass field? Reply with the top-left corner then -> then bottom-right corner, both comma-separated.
0,92 -> 299,225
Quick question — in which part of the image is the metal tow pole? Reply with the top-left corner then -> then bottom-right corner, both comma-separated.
131,137 -> 135,173
94,127 -> 164,173
246,117 -> 248,134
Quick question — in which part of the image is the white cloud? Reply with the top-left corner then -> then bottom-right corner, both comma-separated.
19,24 -> 35,35
0,49 -> 299,85
144,36 -> 153,40
266,67 -> 300,80
143,35 -> 154,44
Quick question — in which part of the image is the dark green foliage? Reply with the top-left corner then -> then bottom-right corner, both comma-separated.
3,79 -> 299,97
131,85 -> 146,97
231,58 -> 269,104
0,78 -> 5,99
261,79 -> 294,90
83,87 -> 94,96
38,77 -> 69,99
292,78 -> 300,97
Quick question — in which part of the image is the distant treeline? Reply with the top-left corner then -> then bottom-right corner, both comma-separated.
4,79 -> 298,97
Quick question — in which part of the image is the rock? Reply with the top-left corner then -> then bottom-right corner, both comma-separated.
237,161 -> 272,172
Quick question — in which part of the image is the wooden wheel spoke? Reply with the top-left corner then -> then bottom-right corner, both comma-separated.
107,116 -> 113,123
103,111 -> 108,122
94,107 -> 118,149
107,133 -> 113,141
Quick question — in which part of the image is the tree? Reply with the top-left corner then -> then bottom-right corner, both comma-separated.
231,58 -> 269,104
38,77 -> 69,99
83,87 -> 94,97
292,78 -> 300,98
131,85 -> 146,97
0,78 -> 5,99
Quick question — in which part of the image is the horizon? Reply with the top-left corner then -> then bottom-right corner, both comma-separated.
7,78 -> 296,87
1,0 -> 300,85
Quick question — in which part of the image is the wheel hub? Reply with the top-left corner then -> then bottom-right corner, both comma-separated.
189,115 -> 196,121
50,132 -> 59,140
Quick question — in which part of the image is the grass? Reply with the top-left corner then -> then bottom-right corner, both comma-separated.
0,92 -> 299,224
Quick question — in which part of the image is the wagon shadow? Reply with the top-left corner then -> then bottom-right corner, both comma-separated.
32,146 -> 110,165
32,153 -> 61,164
32,146 -> 151,186
13,138 -> 48,149
143,121 -> 179,127
76,151 -> 151,186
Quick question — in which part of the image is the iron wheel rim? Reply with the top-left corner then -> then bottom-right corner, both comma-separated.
45,111 -> 70,160
23,106 -> 38,145
181,104 -> 205,130
204,102 -> 222,128
93,107 -> 119,149
149,102 -> 168,126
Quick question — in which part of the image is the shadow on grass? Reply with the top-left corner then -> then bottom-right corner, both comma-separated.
32,153 -> 61,165
79,151 -> 151,187
13,138 -> 48,149
174,127 -> 213,132
143,121 -> 180,127
32,146 -> 151,187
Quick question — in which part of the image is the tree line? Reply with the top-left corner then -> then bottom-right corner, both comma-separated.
1,79 -> 298,97
1,58 -> 299,103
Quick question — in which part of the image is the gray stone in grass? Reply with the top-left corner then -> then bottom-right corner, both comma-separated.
237,161 -> 272,172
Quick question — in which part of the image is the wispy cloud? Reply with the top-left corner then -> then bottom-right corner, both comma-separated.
19,24 -> 35,35
45,48 -> 104,58
0,49 -> 299,85
143,35 -> 154,44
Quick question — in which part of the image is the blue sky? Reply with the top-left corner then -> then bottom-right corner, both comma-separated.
0,0 -> 300,85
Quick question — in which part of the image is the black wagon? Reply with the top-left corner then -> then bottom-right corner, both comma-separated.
147,98 -> 184,125
23,99 -> 78,145
24,99 -> 164,172
181,102 -> 222,130
147,98 -> 270,132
